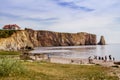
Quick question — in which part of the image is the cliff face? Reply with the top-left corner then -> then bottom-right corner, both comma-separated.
0,30 -> 34,51
0,29 -> 97,51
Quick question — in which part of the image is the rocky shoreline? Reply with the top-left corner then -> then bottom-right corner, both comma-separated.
21,52 -> 119,67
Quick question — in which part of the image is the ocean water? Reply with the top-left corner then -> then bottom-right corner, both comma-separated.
30,44 -> 120,61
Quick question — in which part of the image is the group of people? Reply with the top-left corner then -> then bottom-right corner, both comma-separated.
93,55 -> 115,61
88,55 -> 115,63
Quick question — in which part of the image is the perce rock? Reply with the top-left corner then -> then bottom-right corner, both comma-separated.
98,36 -> 106,45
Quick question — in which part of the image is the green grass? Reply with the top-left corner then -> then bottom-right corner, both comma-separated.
0,58 -> 27,77
0,51 -> 20,55
0,61 -> 119,80
0,30 -> 17,38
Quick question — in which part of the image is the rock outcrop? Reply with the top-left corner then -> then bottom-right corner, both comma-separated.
0,29 -> 97,51
98,36 -> 106,45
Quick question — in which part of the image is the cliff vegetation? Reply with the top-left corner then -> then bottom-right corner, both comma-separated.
0,30 -> 17,38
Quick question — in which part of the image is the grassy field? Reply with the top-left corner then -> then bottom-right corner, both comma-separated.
0,59 -> 119,80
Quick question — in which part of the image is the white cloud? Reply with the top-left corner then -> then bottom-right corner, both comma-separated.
0,0 -> 120,43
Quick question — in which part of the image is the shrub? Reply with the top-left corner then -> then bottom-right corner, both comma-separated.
0,58 -> 27,77
0,30 -> 17,38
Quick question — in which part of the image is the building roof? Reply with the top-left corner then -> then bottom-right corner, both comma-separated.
3,24 -> 20,29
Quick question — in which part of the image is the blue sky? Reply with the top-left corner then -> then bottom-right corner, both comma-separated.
0,0 -> 120,43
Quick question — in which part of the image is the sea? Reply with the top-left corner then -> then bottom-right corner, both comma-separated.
30,44 -> 120,61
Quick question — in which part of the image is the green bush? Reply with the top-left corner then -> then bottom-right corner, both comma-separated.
0,30 -> 17,38
0,58 -> 27,77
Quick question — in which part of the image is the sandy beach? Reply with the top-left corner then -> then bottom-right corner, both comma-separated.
49,56 -> 117,67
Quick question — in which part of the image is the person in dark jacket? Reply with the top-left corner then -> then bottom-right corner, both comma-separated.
98,56 -> 101,60
109,55 -> 112,61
